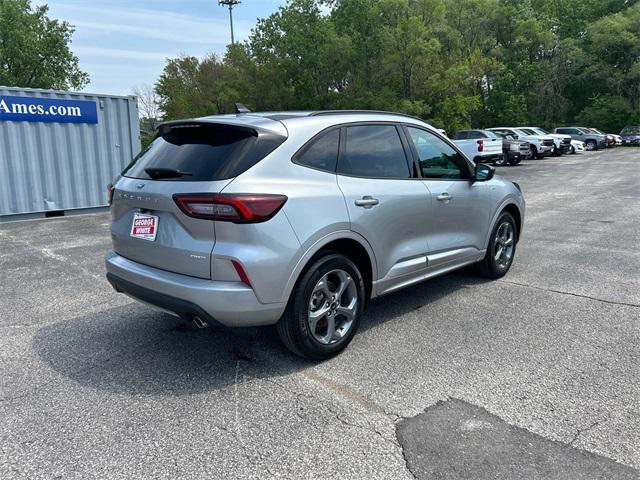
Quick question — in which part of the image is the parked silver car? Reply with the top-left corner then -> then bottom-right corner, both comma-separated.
106,111 -> 525,359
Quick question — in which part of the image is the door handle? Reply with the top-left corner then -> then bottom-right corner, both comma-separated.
436,193 -> 452,202
354,196 -> 379,208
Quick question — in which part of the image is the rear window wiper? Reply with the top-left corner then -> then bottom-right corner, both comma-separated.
144,167 -> 193,179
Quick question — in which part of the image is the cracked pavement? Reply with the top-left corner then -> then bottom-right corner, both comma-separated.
1,148 -> 639,479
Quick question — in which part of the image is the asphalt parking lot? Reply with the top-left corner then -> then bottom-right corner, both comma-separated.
1,148 -> 639,479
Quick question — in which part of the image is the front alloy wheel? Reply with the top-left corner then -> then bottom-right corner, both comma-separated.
308,269 -> 358,345
476,212 -> 517,278
493,221 -> 515,271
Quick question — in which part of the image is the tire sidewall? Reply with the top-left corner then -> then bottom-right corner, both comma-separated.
292,254 -> 365,358
487,213 -> 517,277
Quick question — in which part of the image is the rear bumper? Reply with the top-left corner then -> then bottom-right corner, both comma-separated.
105,251 -> 286,327
473,154 -> 502,163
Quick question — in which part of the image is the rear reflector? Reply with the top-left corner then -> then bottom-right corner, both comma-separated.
232,260 -> 252,287
173,193 -> 287,223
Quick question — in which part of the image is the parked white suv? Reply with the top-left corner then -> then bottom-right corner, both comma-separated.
519,127 -> 572,156
487,127 -> 555,159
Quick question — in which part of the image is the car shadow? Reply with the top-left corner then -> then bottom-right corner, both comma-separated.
33,270 -> 491,397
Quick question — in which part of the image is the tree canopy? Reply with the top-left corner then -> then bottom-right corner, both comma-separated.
156,0 -> 639,133
0,0 -> 88,90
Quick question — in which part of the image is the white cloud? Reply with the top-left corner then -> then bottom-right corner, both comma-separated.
46,3 -> 252,45
73,46 -> 173,62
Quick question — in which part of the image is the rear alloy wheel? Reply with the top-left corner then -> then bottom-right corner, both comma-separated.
277,253 -> 365,359
476,212 -> 517,279
585,140 -> 597,151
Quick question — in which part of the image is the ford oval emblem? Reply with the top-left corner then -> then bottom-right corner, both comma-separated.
136,183 -> 145,190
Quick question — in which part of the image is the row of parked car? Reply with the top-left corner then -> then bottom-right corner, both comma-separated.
448,125 -> 639,166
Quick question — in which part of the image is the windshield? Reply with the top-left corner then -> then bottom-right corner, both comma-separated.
484,130 -> 499,139
534,127 -> 549,134
516,129 -> 533,136
621,126 -> 640,135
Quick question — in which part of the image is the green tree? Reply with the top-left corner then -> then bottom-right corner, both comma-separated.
153,0 -> 640,132
0,0 -> 88,90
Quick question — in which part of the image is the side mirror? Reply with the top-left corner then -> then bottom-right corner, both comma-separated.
474,163 -> 495,182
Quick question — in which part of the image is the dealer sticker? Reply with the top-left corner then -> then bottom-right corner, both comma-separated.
130,213 -> 158,241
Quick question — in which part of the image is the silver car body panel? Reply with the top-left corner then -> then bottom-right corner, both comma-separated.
106,111 -> 525,327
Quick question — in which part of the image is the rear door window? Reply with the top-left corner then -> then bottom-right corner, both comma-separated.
338,125 -> 411,179
123,123 -> 285,181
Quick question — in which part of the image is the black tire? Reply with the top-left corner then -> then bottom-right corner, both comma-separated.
494,154 -> 507,166
277,253 -> 365,360
586,140 -> 597,151
475,212 -> 517,279
530,145 -> 538,159
508,154 -> 522,166
570,145 -> 575,154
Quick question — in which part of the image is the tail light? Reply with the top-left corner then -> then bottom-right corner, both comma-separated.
107,184 -> 115,205
477,140 -> 484,152
173,193 -> 287,223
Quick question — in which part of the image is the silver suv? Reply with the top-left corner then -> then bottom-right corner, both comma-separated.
106,111 -> 525,359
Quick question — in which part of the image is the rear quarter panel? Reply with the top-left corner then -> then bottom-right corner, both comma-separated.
219,119 -> 354,304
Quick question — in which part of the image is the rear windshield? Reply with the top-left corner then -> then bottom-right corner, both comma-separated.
122,123 -> 285,181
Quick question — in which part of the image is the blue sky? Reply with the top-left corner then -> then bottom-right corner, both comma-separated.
36,0 -> 288,95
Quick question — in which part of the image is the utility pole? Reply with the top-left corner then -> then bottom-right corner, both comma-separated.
218,0 -> 241,45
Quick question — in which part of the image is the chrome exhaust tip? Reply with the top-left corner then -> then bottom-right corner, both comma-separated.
191,315 -> 209,329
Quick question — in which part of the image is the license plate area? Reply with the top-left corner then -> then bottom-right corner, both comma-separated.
130,213 -> 158,241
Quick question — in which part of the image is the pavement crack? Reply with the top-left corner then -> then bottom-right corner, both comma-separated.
233,360 -> 277,478
569,420 -> 601,446
498,279 -> 640,308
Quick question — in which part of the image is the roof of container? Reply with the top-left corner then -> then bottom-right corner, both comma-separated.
0,85 -> 136,100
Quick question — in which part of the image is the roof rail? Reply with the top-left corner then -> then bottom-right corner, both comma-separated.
310,110 -> 423,122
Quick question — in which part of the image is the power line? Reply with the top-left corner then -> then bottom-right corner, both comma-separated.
218,0 -> 241,45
